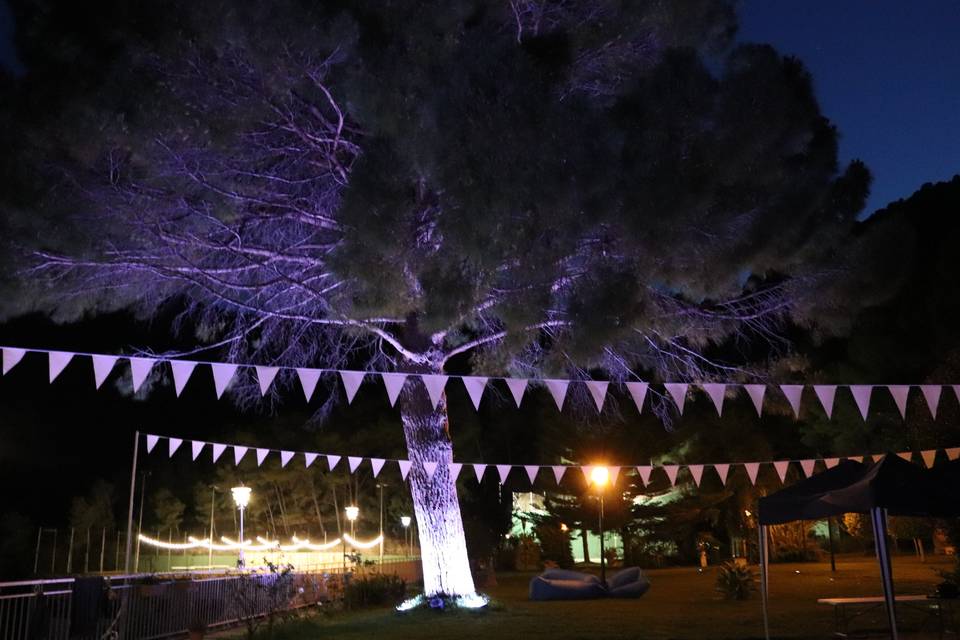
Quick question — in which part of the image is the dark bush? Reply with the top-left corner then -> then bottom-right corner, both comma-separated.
343,573 -> 406,609
533,522 -> 574,568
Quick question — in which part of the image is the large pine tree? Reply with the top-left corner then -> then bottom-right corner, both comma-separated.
1,1 -> 898,596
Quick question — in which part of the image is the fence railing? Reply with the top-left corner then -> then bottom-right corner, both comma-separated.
0,558 -> 422,640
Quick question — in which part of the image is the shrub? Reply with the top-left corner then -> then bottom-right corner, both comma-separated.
513,534 -> 541,571
343,573 -> 406,609
533,522 -> 574,569
715,561 -> 755,600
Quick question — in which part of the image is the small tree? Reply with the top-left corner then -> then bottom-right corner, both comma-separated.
231,560 -> 297,640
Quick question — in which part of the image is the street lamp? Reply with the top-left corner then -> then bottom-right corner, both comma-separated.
345,505 -> 359,537
377,483 -> 385,564
400,516 -> 412,557
590,466 -> 610,585
231,486 -> 251,568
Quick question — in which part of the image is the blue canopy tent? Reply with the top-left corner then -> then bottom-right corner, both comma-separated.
757,454 -> 958,640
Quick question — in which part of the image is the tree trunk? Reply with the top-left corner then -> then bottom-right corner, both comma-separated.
581,527 -> 591,564
399,378 -> 477,597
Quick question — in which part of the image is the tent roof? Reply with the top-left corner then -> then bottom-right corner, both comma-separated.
758,454 -> 957,525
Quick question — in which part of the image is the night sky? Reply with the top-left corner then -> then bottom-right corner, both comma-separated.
738,0 -> 960,216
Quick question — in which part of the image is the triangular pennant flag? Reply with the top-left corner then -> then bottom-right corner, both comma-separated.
744,462 -> 760,485
49,351 -> 74,383
800,459 -> 816,478
169,360 -> 197,397
129,357 -> 156,392
713,463 -> 730,485
847,455 -> 864,464
449,462 -> 463,482
234,446 -> 248,465
505,378 -> 528,407
813,385 -> 837,419
280,451 -> 294,468
473,464 -> 487,482
701,384 -> 726,416
581,465 -> 594,484
421,374 -> 448,409
496,464 -> 512,483
544,379 -> 569,411
382,373 -> 407,407
211,363 -> 238,399
688,464 -> 704,487
92,354 -> 118,389
664,384 -> 688,414
663,464 -> 680,486
255,366 -> 279,396
773,461 -> 790,483
525,465 -> 540,484
398,460 -> 412,481
255,448 -> 269,466
897,451 -> 912,462
296,368 -> 322,402
370,458 -> 386,477
780,385 -> 803,418
191,441 -> 205,460
946,447 -> 960,461
423,461 -> 438,480
339,370 -> 365,404
211,443 -> 226,463
461,376 -> 488,410
327,455 -> 341,471
921,450 -> 937,468
887,385 -> 910,419
145,434 -> 159,453
920,385 -> 942,419
873,453 -> 885,463
585,380 -> 609,412
625,382 -> 649,413
744,384 -> 766,416
168,437 -> 183,457
552,465 -> 567,484
636,465 -> 653,486
849,385 -> 873,420
2,347 -> 26,375
348,456 -> 363,473
304,452 -> 318,468
609,467 -> 620,486
824,457 -> 840,469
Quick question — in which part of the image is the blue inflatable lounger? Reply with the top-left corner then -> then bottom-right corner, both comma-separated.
529,567 -> 651,601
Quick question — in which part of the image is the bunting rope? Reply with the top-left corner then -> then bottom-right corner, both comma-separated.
141,432 -> 960,490
2,345 -> 958,421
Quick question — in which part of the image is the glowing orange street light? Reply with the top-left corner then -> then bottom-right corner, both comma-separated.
590,465 -> 610,585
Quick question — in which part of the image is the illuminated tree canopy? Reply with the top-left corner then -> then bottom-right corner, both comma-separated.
0,0 -> 911,597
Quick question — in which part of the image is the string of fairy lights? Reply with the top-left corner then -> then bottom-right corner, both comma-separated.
137,533 -> 383,552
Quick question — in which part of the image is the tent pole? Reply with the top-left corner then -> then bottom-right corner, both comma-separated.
759,524 -> 770,640
871,507 -> 898,640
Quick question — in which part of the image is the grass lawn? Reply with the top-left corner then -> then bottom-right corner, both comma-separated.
228,554 -> 955,640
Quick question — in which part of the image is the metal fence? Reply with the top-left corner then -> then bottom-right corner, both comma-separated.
0,559 -> 421,640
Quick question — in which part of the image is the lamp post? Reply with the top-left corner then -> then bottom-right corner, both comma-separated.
377,483 -> 385,564
400,516 -> 412,558
590,466 -> 610,585
345,505 -> 359,537
231,486 -> 251,568
208,486 -> 218,570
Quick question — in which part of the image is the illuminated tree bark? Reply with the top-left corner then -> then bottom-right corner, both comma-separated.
399,384 -> 475,597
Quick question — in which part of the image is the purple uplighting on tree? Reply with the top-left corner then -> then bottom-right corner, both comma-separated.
14,2 -> 899,598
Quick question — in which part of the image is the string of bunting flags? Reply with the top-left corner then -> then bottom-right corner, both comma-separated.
2,345 -> 959,421
143,432 -> 960,490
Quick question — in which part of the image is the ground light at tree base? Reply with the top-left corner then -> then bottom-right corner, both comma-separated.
395,592 -> 490,612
